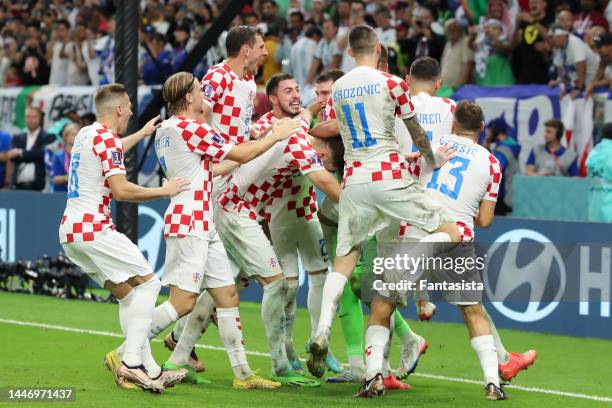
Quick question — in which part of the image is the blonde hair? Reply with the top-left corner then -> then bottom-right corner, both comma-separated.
163,72 -> 197,115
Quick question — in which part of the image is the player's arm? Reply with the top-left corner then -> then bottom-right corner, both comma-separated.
306,170 -> 341,203
121,115 -> 161,152
225,118 -> 302,163
403,116 -> 437,167
107,174 -> 190,202
310,118 -> 339,138
298,101 -> 322,125
475,200 -> 496,228
212,160 -> 240,177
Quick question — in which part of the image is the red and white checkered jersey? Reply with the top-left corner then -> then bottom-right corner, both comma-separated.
155,115 -> 233,238
252,112 -> 319,226
59,122 -> 125,243
330,66 -> 415,186
406,134 -> 502,241
200,61 -> 256,145
218,120 -> 325,221
396,92 -> 455,154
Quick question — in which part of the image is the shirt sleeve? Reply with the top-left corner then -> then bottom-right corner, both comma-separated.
179,119 -> 233,162
284,132 -> 325,175
200,67 -> 229,108
92,132 -> 126,178
493,150 -> 508,171
324,96 -> 336,120
387,75 -> 415,119
484,155 -> 502,202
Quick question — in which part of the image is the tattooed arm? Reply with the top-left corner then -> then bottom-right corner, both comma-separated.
403,116 -> 437,167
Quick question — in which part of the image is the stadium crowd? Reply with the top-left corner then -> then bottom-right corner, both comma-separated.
0,0 -> 611,217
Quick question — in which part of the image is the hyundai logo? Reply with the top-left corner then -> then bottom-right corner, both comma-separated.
484,229 -> 566,323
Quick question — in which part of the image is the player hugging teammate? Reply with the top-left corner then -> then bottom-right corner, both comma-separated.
59,23 -> 535,400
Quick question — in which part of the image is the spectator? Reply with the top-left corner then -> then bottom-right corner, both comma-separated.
288,9 -> 306,35
289,26 -> 321,93
0,130 -> 12,188
400,6 -> 444,68
574,0 -> 609,37
549,25 -> 594,99
51,123 -> 78,193
557,9 -> 576,35
141,33 -> 173,85
261,26 -> 283,83
334,0 -> 351,31
309,0 -> 330,27
79,112 -> 96,128
81,27 -> 101,86
512,0 -> 554,84
586,122 -> 612,221
487,0 -> 518,39
47,19 -> 71,86
486,118 -> 521,215
306,19 -> 341,85
338,0 -> 366,73
440,18 -> 474,89
10,107 -> 54,191
170,24 -> 193,72
21,32 -> 49,85
472,19 -> 515,86
261,0 -> 287,35
526,119 -> 579,176
373,5 -> 397,47
65,22 -> 89,85
586,32 -> 612,96
276,10 -> 306,72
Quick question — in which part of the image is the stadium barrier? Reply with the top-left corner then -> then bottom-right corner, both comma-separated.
0,191 -> 610,339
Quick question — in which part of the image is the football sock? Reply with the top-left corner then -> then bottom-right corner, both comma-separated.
382,317 -> 393,377
471,335 -> 499,387
262,279 -> 292,375
169,291 -> 215,366
284,279 -> 299,361
483,307 -> 510,364
117,289 -> 135,336
217,307 -> 252,380
315,272 -> 347,337
307,273 -> 326,337
122,277 -> 161,367
142,339 -> 161,379
171,315 -> 188,341
339,282 -> 365,365
364,325 -> 390,381
149,301 -> 179,338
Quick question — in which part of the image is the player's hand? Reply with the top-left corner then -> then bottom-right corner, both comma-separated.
162,177 -> 191,197
404,151 -> 421,161
433,145 -> 455,168
270,118 -> 302,141
140,115 -> 161,137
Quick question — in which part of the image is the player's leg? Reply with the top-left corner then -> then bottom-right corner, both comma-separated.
163,314 -> 206,373
216,208 -> 319,386
483,306 -> 537,381
460,303 -> 507,400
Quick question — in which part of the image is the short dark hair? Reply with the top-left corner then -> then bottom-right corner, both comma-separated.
349,24 -> 378,56
266,73 -> 294,96
410,57 -> 441,81
79,112 -> 97,126
289,10 -> 305,21
602,122 -> 612,140
544,119 -> 564,140
374,5 -> 390,16
315,69 -> 344,84
454,100 -> 484,132
322,136 -> 345,174
225,25 -> 262,58
305,26 -> 322,38
94,84 -> 127,112
56,19 -> 70,29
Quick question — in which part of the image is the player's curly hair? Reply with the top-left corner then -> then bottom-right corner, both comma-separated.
163,72 -> 197,116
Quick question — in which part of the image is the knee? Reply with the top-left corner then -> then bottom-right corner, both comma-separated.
461,304 -> 484,321
172,293 -> 198,317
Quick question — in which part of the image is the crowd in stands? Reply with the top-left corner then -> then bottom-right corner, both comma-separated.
0,0 -> 610,218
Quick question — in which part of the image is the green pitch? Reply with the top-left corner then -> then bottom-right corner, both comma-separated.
0,292 -> 610,408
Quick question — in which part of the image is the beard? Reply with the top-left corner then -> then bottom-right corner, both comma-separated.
279,100 -> 301,117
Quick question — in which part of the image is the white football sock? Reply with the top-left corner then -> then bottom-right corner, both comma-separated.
364,325 -> 390,381
382,315 -> 394,376
307,273 -> 326,337
117,289 -> 135,336
171,315 -> 188,341
261,279 -> 291,375
471,335 -> 499,387
169,291 -> 216,366
315,272 -> 347,337
142,339 -> 161,378
217,307 -> 252,380
122,277 -> 161,367
149,301 -> 179,338
483,307 -> 510,364
284,280 -> 299,358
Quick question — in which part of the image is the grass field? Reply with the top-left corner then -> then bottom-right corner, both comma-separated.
0,291 -> 611,408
